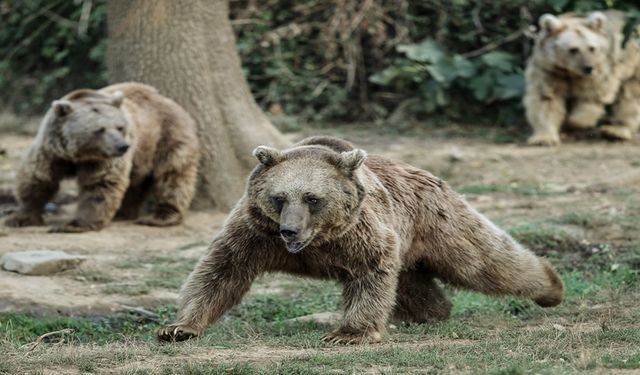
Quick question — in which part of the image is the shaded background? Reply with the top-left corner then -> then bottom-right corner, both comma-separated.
2,0 -> 638,128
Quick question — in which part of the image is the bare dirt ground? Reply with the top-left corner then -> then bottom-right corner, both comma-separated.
1,125 -> 639,374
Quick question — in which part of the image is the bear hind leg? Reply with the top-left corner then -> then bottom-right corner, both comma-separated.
436,246 -> 564,308
115,180 -> 151,220
566,101 -> 605,130
137,153 -> 198,227
601,78 -> 640,141
392,268 -> 452,323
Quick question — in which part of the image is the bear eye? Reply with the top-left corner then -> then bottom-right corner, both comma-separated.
116,126 -> 125,133
305,196 -> 320,205
91,107 -> 100,114
94,128 -> 106,135
588,46 -> 596,52
270,196 -> 286,210
569,47 -> 579,54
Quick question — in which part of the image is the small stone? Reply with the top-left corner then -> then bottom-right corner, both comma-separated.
1,250 -> 86,275
447,149 -> 464,163
286,311 -> 341,324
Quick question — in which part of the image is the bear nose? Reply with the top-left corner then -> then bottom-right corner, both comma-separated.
279,226 -> 298,241
582,65 -> 593,75
117,144 -> 130,153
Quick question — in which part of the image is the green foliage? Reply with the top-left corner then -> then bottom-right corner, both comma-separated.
1,0 -> 639,126
0,0 -> 108,113
369,39 -> 525,122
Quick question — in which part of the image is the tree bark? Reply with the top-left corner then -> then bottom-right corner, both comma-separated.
106,0 -> 288,210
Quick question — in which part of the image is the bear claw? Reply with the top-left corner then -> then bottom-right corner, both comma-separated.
136,208 -> 183,227
157,324 -> 199,342
321,328 -> 382,345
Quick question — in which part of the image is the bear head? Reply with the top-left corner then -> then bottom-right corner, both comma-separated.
247,143 -> 367,254
536,11 -> 610,76
47,89 -> 132,161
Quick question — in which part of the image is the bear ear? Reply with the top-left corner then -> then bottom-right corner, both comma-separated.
110,91 -> 125,107
253,146 -> 282,167
539,14 -> 563,33
52,100 -> 73,117
585,11 -> 606,31
337,149 -> 367,175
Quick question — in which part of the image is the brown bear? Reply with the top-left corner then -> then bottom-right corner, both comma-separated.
524,11 -> 640,145
157,136 -> 564,344
5,82 -> 200,232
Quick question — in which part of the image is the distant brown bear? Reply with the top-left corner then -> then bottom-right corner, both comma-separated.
5,82 -> 200,232
525,11 -> 640,145
157,136 -> 563,345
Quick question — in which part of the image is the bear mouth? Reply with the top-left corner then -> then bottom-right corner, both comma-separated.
285,241 -> 306,254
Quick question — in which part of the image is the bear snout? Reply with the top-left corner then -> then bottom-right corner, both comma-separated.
582,65 -> 593,75
279,225 -> 298,241
115,143 -> 130,155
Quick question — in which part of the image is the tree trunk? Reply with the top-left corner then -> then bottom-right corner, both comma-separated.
106,0 -> 288,210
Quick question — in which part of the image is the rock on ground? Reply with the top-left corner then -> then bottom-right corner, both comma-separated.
1,250 -> 86,275
286,311 -> 342,324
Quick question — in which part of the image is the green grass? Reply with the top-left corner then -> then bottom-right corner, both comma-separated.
551,212 -> 611,229
105,255 -> 199,295
508,223 -> 582,255
144,256 -> 198,290
2,255 -> 639,374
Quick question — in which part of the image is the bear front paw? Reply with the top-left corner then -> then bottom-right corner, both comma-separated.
4,213 -> 44,227
49,220 -> 100,233
600,125 -> 633,141
527,134 -> 561,146
136,205 -> 182,227
157,324 -> 199,342
135,214 -> 182,227
322,327 -> 382,345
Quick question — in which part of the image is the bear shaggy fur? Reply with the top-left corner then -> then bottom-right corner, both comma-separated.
157,136 -> 564,344
525,10 -> 640,145
5,82 -> 200,232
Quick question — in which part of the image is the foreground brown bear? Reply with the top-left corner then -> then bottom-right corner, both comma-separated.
158,136 -> 563,344
5,82 -> 200,232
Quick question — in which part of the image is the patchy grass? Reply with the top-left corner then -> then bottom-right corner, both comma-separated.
2,251 -> 639,374
2,207 -> 639,374
457,183 -> 562,196
144,256 -> 198,290
509,223 -> 585,255
551,212 -> 612,229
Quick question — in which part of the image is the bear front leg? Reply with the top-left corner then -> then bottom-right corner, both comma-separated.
524,89 -> 566,146
601,77 -> 640,141
566,101 -> 605,130
137,147 -> 198,227
5,178 -> 58,227
392,269 -> 452,324
51,162 -> 129,233
5,155 -> 63,227
323,265 -> 399,345
157,213 -> 267,342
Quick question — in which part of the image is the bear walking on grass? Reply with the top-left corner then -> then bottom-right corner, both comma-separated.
5,82 -> 200,232
525,11 -> 640,145
158,136 -> 563,345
